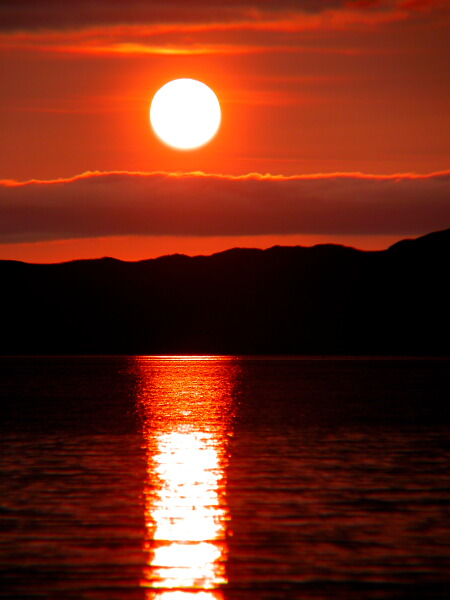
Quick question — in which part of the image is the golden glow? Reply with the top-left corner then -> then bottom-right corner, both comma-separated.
135,357 -> 239,599
150,79 -> 221,150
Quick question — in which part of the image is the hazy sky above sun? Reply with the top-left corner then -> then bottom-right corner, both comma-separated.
0,0 -> 449,262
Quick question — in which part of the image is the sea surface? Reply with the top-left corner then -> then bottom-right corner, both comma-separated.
0,356 -> 449,600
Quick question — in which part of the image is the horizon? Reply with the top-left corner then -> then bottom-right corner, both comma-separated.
1,226 -> 446,266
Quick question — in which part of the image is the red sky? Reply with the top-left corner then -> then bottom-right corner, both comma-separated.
0,0 -> 449,262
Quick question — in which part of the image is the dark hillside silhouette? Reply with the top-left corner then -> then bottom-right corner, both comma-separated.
1,229 -> 449,355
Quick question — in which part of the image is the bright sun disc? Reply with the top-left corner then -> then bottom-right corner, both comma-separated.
150,79 -> 221,150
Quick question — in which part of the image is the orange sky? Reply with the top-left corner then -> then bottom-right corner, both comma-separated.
0,0 -> 449,262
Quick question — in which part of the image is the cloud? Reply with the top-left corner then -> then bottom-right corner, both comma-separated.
0,2 -> 354,32
1,171 -> 449,244
1,0 -> 445,32
1,0 -> 447,55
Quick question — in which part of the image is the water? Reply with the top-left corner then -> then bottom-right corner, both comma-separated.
0,356 -> 449,599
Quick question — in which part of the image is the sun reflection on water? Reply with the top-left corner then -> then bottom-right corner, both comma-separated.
135,357 -> 239,600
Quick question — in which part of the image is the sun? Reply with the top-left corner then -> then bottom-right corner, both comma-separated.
150,79 -> 221,150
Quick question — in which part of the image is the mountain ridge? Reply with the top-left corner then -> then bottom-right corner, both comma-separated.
1,229 -> 449,356
4,227 -> 449,268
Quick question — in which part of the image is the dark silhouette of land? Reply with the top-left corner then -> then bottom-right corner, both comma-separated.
1,229 -> 449,355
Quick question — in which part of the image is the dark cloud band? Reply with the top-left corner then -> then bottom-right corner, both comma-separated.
1,171 -> 449,243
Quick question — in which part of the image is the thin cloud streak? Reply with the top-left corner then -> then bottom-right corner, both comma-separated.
1,1 -> 447,55
1,0 -> 446,32
1,171 -> 449,244
0,1 -> 404,31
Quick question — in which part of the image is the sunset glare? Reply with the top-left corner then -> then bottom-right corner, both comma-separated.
150,79 -> 221,150
136,357 -> 238,598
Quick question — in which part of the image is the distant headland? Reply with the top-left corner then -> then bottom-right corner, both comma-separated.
1,229 -> 449,356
